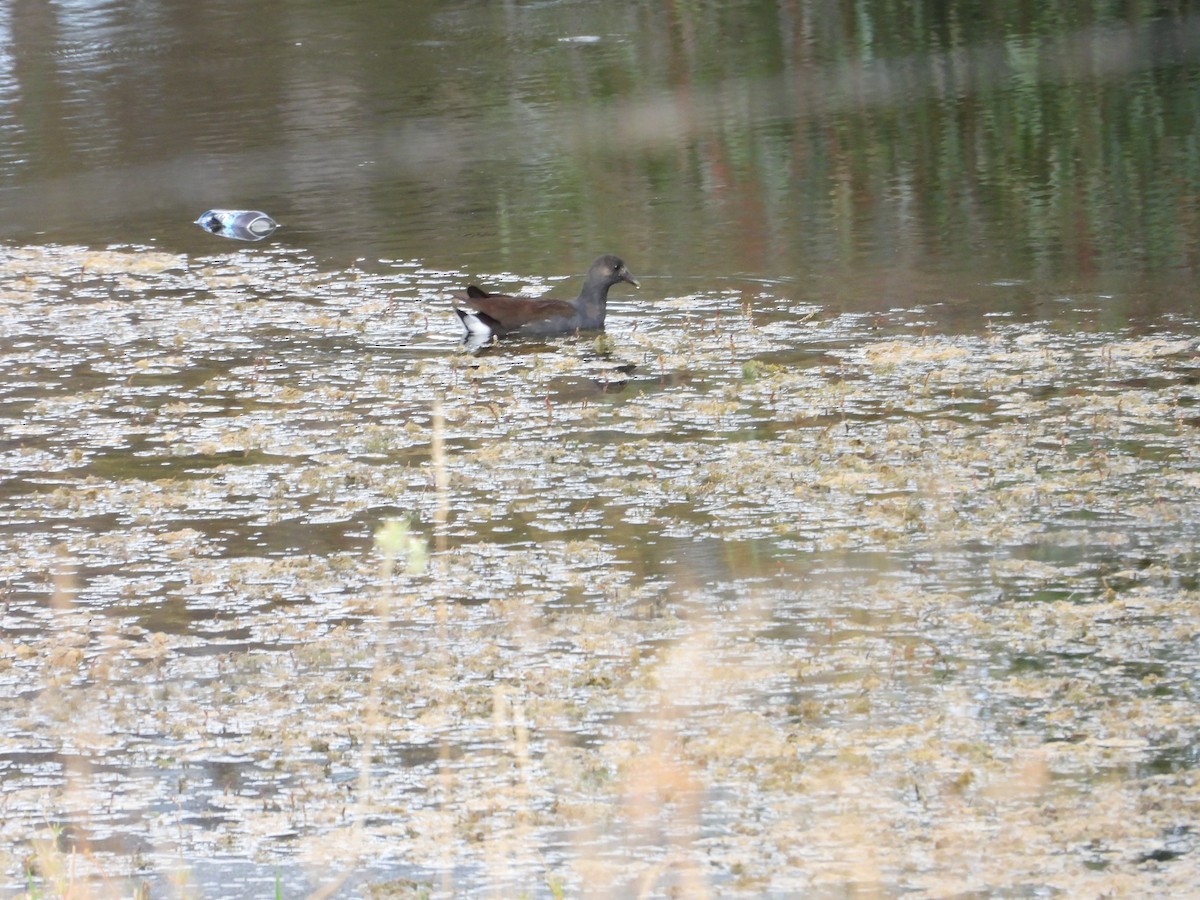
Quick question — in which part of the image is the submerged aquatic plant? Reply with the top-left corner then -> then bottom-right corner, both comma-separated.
375,518 -> 429,577
1,246 -> 1199,896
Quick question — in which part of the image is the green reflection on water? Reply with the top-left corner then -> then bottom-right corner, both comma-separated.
0,1 -> 1196,292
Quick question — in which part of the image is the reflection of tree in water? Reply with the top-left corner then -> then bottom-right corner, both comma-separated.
0,2 -> 1195,284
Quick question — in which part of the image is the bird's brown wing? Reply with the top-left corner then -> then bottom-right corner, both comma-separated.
451,286 -> 495,302
457,292 -> 575,328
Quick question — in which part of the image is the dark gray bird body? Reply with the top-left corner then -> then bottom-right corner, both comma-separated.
453,255 -> 637,344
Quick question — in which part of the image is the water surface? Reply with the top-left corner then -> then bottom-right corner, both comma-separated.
2,1 -> 1200,897
1,0 -> 1198,297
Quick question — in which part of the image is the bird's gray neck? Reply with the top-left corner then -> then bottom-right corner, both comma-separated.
573,281 -> 610,328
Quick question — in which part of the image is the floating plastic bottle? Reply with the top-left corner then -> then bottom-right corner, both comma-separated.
194,209 -> 278,241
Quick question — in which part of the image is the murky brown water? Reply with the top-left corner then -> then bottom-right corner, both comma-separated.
2,1 -> 1200,897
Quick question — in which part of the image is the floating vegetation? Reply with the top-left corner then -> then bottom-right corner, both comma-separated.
1,245 -> 1198,896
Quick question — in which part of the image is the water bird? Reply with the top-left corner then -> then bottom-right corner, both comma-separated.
453,255 -> 638,348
